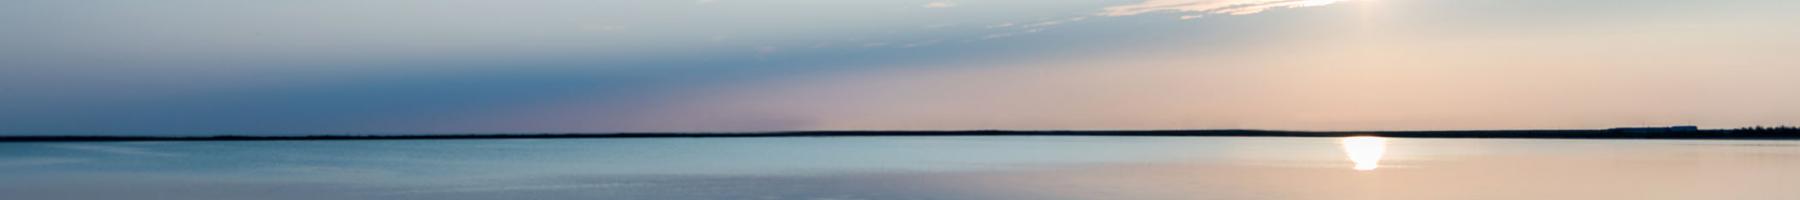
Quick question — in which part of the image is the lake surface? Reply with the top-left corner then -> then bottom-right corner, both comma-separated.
3,137 -> 1798,200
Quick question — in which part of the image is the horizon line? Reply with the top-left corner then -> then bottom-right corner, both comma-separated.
5,126 -> 1798,142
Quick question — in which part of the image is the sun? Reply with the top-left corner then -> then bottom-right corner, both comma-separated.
1341,136 -> 1389,171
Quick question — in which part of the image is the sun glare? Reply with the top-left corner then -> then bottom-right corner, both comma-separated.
1341,136 -> 1389,171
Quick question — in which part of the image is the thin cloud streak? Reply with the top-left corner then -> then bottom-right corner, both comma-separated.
1103,0 -> 1347,17
923,2 -> 956,8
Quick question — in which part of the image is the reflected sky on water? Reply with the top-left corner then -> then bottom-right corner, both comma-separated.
2,137 -> 1798,200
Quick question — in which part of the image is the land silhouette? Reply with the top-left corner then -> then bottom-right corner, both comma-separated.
2,126 -> 1797,142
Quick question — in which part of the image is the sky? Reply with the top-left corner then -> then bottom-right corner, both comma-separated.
3,0 -> 1799,135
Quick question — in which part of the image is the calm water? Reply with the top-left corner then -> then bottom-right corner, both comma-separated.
2,137 -> 1798,200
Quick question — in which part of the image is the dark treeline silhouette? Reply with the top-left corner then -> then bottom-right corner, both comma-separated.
3,126 -> 1798,142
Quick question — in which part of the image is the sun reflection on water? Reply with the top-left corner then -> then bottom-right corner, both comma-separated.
1341,136 -> 1388,171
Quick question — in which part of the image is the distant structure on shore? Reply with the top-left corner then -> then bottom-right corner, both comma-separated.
1608,126 -> 1701,133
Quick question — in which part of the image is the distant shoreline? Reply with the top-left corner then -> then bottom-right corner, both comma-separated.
4,129 -> 1800,142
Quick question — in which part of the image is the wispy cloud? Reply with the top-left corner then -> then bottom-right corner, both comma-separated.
922,23 -> 959,29
580,25 -> 626,32
977,16 -> 1082,40
901,39 -> 943,48
923,2 -> 956,8
1103,0 -> 1347,18
755,46 -> 779,60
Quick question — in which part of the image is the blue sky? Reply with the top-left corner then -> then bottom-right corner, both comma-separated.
4,0 -> 1799,135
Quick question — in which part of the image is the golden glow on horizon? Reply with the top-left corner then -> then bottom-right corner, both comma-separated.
1341,136 -> 1388,171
